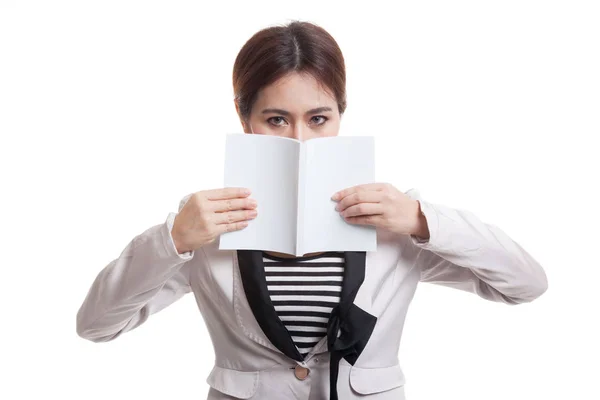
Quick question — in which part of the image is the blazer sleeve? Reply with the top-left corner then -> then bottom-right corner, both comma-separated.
76,194 -> 200,342
406,189 -> 548,305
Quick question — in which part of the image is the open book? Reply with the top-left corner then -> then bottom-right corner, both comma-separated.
219,134 -> 377,256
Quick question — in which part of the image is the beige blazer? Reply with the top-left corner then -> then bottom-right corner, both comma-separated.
76,189 -> 548,399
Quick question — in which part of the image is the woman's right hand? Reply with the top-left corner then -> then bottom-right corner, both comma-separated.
171,188 -> 257,253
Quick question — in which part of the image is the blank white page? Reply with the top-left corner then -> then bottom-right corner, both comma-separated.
219,134 -> 300,254
300,136 -> 377,253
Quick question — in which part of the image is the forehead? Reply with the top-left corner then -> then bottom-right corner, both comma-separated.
253,72 -> 337,113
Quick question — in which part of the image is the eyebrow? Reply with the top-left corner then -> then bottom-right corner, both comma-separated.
261,107 -> 333,116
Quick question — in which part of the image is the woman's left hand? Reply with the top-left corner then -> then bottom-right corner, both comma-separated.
332,183 -> 430,239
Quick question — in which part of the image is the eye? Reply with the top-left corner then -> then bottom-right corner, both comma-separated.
310,115 -> 328,126
267,116 -> 288,127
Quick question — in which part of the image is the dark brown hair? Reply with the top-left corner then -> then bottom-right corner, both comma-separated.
233,21 -> 346,121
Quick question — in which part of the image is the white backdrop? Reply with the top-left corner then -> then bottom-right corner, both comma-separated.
1,1 -> 598,399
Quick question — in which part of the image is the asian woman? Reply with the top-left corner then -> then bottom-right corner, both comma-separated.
76,20 -> 548,400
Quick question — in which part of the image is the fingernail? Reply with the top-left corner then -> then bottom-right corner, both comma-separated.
243,188 -> 251,195
249,210 -> 258,217
249,199 -> 257,207
331,193 -> 339,200
334,205 -> 340,211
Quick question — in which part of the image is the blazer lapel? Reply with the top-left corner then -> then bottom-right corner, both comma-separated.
327,251 -> 378,400
236,250 -> 304,361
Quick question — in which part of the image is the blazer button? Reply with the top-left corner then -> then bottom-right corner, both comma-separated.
294,365 -> 310,380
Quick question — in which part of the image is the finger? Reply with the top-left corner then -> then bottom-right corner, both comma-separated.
336,191 -> 383,212
213,209 -> 258,225
340,203 -> 384,218
332,183 -> 386,201
205,187 -> 251,200
343,214 -> 383,226
214,220 -> 250,234
210,197 -> 257,212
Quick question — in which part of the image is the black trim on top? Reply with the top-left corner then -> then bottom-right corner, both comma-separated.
262,250 -> 345,262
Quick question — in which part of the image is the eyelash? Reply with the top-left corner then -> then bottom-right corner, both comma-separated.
267,116 -> 329,127
311,116 -> 328,125
267,116 -> 287,127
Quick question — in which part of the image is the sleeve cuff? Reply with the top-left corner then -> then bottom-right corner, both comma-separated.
405,189 -> 440,250
163,212 -> 194,260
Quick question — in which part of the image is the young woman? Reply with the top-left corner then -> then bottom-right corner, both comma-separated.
76,21 -> 548,400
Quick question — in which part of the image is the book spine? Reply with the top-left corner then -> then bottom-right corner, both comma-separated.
296,144 -> 306,256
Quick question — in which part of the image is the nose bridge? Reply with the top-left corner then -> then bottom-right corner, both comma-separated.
292,123 -> 305,142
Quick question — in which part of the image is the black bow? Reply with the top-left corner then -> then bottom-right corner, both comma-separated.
325,251 -> 377,400
326,302 -> 377,400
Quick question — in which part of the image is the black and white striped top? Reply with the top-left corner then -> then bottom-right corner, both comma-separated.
262,251 -> 345,358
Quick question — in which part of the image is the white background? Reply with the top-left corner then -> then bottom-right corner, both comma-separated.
1,1 -> 598,399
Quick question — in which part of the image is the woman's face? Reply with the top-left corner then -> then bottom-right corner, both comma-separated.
238,72 -> 341,142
